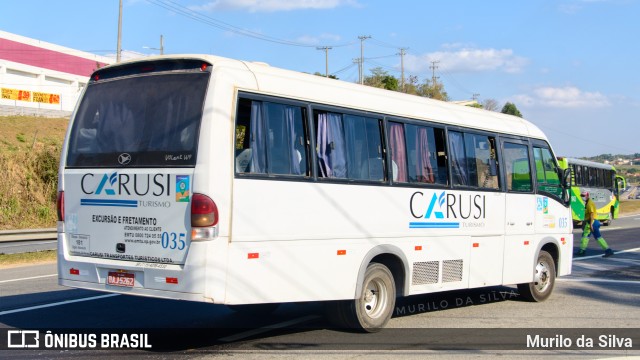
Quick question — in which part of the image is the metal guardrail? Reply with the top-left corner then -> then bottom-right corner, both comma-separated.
0,228 -> 57,242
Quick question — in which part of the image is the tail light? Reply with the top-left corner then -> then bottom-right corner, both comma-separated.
57,191 -> 64,221
191,193 -> 218,227
191,194 -> 218,241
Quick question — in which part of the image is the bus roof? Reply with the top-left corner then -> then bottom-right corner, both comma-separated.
99,54 -> 549,141
558,157 -> 615,171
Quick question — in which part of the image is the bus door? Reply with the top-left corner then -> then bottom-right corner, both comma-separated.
501,139 -> 536,285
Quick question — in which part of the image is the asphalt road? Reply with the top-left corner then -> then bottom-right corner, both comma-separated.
1,218 -> 639,359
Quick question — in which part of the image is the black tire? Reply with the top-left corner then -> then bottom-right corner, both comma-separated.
603,208 -> 615,226
327,262 -> 396,332
517,250 -> 556,302
227,303 -> 280,315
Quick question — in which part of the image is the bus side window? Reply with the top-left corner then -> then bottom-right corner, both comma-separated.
468,134 -> 499,189
504,142 -> 532,192
316,111 -> 347,178
235,98 -> 308,176
449,131 -> 468,186
534,146 -> 563,198
235,98 -> 253,173
405,124 -> 448,186
316,112 -> 385,182
387,122 -> 408,183
449,131 -> 498,189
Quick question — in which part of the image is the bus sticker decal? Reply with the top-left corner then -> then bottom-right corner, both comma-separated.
176,175 -> 190,202
536,197 -> 549,214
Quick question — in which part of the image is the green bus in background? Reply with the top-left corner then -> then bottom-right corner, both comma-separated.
557,157 -> 626,226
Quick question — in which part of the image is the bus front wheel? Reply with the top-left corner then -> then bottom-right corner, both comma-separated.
327,262 -> 396,332
517,250 -> 556,302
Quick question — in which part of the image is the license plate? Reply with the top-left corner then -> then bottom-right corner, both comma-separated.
107,272 -> 135,287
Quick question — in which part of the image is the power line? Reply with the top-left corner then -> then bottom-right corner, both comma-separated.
146,0 -> 357,48
366,59 -> 399,74
365,54 -> 397,60
537,123 -> 636,154
369,37 -> 403,49
331,62 -> 356,76
440,69 -> 475,96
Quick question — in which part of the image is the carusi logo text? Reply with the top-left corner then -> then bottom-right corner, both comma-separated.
81,173 -> 172,197
409,191 -> 486,229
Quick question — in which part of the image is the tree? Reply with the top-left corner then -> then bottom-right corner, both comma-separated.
482,98 -> 500,112
313,72 -> 338,80
501,102 -> 523,118
363,67 -> 398,91
380,75 -> 398,91
362,68 -> 448,100
402,75 -> 420,95
417,79 -> 449,101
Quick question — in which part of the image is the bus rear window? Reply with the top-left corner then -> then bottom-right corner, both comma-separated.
66,70 -> 209,168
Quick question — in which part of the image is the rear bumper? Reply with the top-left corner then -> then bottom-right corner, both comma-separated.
58,278 -> 211,302
57,231 -> 229,304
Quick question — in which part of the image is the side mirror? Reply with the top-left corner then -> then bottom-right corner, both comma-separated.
562,168 -> 572,205
562,168 -> 571,188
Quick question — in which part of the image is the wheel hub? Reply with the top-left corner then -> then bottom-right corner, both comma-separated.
534,261 -> 550,292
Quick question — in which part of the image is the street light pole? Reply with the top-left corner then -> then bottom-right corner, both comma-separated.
358,35 -> 371,84
143,35 -> 165,55
316,46 -> 332,77
117,0 -> 122,62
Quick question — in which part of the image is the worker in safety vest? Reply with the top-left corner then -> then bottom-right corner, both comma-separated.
576,191 -> 614,258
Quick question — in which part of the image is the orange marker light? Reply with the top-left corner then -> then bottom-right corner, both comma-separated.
248,253 -> 259,259
473,243 -> 479,248
337,250 -> 347,255
415,245 -> 423,251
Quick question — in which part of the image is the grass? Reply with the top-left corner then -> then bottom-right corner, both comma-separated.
620,200 -> 640,215
0,250 -> 56,268
0,116 -> 68,230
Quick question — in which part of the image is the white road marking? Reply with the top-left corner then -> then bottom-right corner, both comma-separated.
0,274 -> 57,284
558,278 -> 640,285
572,247 -> 640,261
0,294 -> 120,316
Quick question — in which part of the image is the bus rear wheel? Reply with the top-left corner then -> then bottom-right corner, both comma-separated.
603,208 -> 615,226
327,262 -> 396,332
517,250 -> 556,302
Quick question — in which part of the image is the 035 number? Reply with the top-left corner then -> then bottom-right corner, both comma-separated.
161,232 -> 186,250
559,217 -> 569,228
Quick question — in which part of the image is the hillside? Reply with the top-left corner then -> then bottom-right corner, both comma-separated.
0,116 -> 68,230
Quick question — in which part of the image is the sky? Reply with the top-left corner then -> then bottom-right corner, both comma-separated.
2,0 -> 639,158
